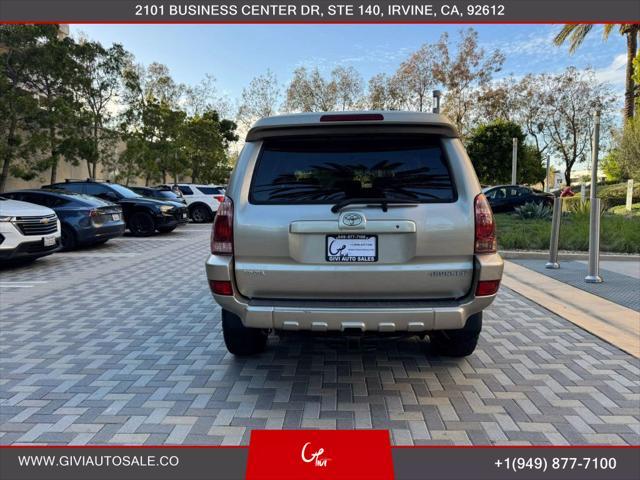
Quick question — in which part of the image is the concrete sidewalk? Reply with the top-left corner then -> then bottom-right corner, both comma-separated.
502,261 -> 640,358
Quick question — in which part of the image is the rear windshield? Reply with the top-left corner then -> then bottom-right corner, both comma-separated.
197,187 -> 223,195
250,135 -> 456,204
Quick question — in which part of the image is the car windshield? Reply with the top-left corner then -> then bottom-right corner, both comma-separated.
110,184 -> 141,198
250,135 -> 456,204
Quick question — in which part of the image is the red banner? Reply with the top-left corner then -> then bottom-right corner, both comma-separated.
246,430 -> 394,480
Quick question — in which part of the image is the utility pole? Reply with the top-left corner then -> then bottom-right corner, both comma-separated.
511,138 -> 518,185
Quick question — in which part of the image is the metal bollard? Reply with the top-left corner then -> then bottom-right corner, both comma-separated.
546,196 -> 562,269
585,198 -> 603,283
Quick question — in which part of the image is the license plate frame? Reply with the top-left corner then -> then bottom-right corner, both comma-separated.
326,234 -> 378,263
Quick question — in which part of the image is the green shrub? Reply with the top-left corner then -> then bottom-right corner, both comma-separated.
515,201 -> 552,220
495,213 -> 640,253
608,203 -> 640,216
598,182 -> 640,208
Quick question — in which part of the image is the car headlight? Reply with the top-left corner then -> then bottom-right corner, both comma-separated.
160,205 -> 174,214
0,215 -> 15,222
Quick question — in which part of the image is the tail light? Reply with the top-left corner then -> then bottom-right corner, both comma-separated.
209,280 -> 233,296
211,197 -> 233,254
474,193 -> 496,254
476,280 -> 501,296
87,209 -> 99,218
214,195 -> 225,203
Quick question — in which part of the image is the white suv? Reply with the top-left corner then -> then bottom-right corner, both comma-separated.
0,196 -> 62,263
161,184 -> 226,223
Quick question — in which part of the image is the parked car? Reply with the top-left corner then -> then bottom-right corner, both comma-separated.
206,111 -> 504,357
44,180 -> 188,236
482,185 -> 554,213
159,183 -> 225,223
2,190 -> 125,250
130,186 -> 187,206
0,196 -> 61,263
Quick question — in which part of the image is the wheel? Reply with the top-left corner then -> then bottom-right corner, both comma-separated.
221,309 -> 268,356
190,204 -> 212,223
61,225 -> 77,251
158,226 -> 177,234
128,211 -> 156,237
429,312 -> 482,357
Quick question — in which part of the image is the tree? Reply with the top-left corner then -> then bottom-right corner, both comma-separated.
541,68 -> 615,185
74,40 -> 127,180
284,67 -> 337,112
184,74 -> 232,118
438,29 -> 505,136
0,25 -> 48,191
608,117 -> 640,180
180,110 -> 238,184
331,66 -> 363,110
466,120 -> 545,185
394,43 -> 439,112
554,24 -> 639,120
237,70 -> 281,129
21,28 -> 85,184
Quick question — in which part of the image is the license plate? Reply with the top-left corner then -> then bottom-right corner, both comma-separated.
182,212 -> 187,219
43,235 -> 56,247
112,214 -> 120,221
326,234 -> 377,263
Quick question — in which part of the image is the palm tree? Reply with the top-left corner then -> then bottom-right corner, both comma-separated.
554,24 -> 639,120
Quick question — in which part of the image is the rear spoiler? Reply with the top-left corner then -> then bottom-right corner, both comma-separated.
246,123 -> 460,142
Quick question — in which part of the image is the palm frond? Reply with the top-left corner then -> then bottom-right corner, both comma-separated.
554,25 -> 594,53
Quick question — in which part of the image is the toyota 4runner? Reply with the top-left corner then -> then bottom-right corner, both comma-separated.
206,112 -> 503,357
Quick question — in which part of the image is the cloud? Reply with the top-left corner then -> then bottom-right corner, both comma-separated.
594,54 -> 627,86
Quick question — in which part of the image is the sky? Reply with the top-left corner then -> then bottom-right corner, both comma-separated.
74,24 -> 628,103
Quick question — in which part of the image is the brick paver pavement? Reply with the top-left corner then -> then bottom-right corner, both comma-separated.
1,226 -> 639,445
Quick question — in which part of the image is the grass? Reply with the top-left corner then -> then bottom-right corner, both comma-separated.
495,212 -> 640,253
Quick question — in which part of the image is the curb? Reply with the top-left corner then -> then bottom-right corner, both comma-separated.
500,250 -> 640,262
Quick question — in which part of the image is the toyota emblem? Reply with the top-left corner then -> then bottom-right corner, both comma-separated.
342,213 -> 363,227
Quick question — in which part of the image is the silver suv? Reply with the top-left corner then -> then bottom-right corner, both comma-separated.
206,112 -> 503,357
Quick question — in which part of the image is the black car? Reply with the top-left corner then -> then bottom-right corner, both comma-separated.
129,186 -> 187,206
2,189 -> 126,250
45,180 -> 188,236
483,185 -> 554,213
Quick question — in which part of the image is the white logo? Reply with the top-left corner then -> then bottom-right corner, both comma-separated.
301,442 -> 330,467
342,212 -> 363,226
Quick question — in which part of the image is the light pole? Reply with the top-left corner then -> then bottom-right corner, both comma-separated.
432,90 -> 441,114
511,138 -> 518,185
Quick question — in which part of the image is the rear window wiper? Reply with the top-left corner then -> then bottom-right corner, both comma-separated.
331,197 -> 419,213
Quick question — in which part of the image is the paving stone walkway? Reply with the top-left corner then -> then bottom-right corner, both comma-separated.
1,226 -> 639,445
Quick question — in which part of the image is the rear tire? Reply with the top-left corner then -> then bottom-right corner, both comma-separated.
61,225 -> 77,251
190,204 -> 212,223
128,212 -> 155,236
221,309 -> 268,356
429,312 -> 482,357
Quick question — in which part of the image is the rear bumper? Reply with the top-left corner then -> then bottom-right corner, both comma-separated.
77,223 -> 126,244
205,253 -> 503,332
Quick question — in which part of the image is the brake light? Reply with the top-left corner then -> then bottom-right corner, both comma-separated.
214,195 -> 225,203
476,280 -> 501,296
87,209 -> 99,217
474,193 -> 496,254
211,197 -> 233,254
320,113 -> 384,122
209,280 -> 233,296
